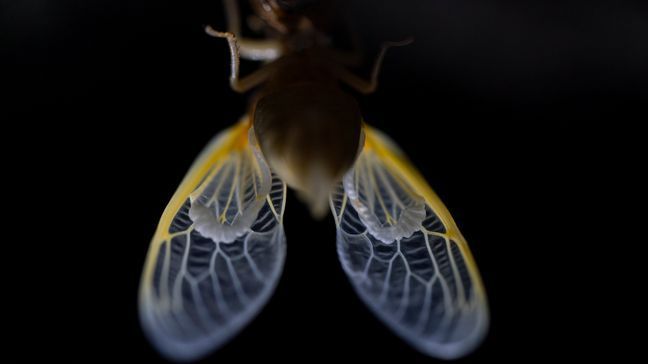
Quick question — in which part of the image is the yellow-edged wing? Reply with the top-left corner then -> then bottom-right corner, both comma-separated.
139,117 -> 287,361
330,124 -> 488,359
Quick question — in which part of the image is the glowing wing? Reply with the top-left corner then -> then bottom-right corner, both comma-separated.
330,125 -> 489,359
139,118 -> 287,361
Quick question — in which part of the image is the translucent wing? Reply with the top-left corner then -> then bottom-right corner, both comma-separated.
331,125 -> 489,359
139,118 -> 287,361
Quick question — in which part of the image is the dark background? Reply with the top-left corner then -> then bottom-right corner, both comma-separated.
4,0 -> 645,362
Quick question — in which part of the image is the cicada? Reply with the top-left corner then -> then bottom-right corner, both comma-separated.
139,0 -> 489,360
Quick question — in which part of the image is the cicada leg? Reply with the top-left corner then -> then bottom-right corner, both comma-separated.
333,38 -> 413,94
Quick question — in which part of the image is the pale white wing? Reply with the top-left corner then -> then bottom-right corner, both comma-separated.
139,120 -> 287,361
331,126 -> 489,359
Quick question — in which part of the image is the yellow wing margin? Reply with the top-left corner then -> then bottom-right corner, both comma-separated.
152,118 -> 250,244
326,123 -> 489,358
139,117 -> 288,361
140,118 -> 249,297
363,124 -> 487,303
140,116 -> 250,310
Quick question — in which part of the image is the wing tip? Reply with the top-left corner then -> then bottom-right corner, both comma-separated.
348,277 -> 490,359
137,234 -> 288,362
408,301 -> 490,360
138,295 -> 230,362
417,316 -> 489,360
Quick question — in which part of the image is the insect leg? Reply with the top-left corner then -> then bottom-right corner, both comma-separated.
334,38 -> 413,95
219,0 -> 282,61
223,0 -> 242,36
205,27 -> 271,93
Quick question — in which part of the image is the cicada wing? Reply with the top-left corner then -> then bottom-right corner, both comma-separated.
139,118 -> 287,361
331,125 -> 489,359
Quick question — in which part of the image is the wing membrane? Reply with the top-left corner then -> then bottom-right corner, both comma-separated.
331,125 -> 488,359
139,118 -> 287,361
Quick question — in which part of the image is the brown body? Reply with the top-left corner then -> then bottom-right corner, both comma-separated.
208,0 -> 401,216
252,49 -> 362,216
246,0 -> 362,217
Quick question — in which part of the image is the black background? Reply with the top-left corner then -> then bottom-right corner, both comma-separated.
4,0 -> 645,362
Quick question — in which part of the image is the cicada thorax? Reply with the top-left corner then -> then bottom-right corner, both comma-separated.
251,51 -> 363,218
